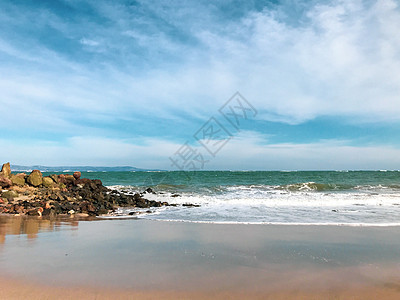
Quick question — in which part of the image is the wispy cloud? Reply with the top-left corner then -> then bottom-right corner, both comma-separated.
79,38 -> 100,47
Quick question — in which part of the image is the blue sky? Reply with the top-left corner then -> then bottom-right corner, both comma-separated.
1,0 -> 400,170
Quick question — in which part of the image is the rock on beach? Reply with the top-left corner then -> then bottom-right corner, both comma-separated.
0,176 -> 12,188
10,173 -> 26,186
26,170 -> 43,187
0,162 -> 11,178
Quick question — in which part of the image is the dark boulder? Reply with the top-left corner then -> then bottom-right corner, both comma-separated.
144,187 -> 156,194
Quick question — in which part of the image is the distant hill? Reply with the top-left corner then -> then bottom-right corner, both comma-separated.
11,165 -> 163,172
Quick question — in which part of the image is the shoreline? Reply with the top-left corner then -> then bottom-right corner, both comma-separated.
4,213 -> 400,227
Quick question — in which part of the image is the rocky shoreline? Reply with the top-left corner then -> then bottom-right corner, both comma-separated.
0,162 -> 173,217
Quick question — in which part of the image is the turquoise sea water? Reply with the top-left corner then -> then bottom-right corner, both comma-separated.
73,170 -> 400,190
46,171 -> 400,225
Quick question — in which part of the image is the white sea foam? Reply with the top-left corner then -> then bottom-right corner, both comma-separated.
143,219 -> 400,227
106,183 -> 400,225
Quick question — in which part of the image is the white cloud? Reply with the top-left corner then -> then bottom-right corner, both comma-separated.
1,133 -> 400,170
191,0 -> 400,123
98,0 -> 400,123
1,0 -> 400,125
80,38 -> 100,47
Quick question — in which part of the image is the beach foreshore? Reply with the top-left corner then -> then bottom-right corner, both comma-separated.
1,218 -> 400,299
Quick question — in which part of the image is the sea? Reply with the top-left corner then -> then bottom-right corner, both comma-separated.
56,170 -> 400,226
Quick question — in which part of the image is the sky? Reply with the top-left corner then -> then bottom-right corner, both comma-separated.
1,0 -> 400,170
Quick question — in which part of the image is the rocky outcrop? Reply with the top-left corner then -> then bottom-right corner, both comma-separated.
0,162 -> 176,217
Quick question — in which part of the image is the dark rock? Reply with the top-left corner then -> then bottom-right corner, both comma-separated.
64,174 -> 76,186
92,179 -> 103,187
21,201 -> 31,209
182,203 -> 200,207
80,201 -> 96,213
76,178 -> 92,185
97,208 -> 109,215
42,208 -> 56,218
58,174 -> 66,184
144,187 -> 156,194
26,208 -> 42,216
11,204 -> 24,214
171,194 -> 180,197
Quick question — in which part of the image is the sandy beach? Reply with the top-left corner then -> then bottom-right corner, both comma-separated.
1,216 -> 400,299
2,276 -> 400,299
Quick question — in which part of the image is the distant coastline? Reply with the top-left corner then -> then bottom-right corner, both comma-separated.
11,165 -> 164,172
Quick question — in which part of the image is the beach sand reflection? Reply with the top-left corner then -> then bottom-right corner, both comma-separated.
0,216 -> 80,244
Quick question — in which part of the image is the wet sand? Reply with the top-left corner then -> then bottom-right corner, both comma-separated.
1,216 -> 400,299
2,277 -> 400,299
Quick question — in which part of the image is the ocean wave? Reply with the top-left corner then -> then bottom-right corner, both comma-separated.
104,184 -> 400,225
277,182 -> 345,192
108,182 -> 400,199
